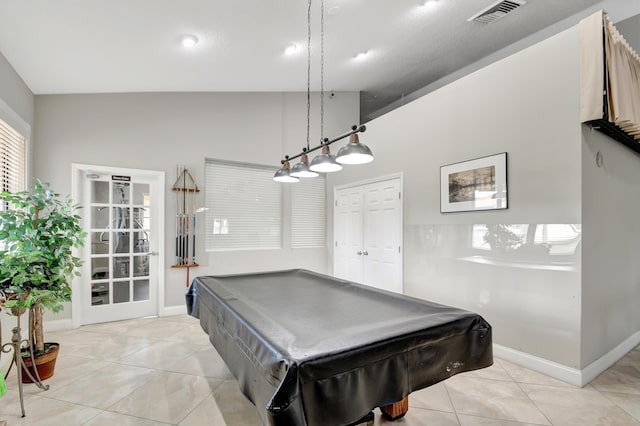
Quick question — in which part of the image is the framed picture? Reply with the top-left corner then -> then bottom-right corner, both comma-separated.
440,152 -> 508,213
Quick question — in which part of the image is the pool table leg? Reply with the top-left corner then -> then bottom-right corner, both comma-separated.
380,396 -> 409,420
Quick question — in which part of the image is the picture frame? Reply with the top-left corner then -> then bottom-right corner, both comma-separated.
440,152 -> 508,213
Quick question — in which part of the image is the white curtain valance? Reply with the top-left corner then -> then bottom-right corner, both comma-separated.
580,10 -> 640,141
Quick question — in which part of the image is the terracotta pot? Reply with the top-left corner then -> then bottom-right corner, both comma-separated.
21,343 -> 59,383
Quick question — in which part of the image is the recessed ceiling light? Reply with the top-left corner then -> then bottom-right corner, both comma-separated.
354,50 -> 369,60
284,43 -> 299,55
421,0 -> 438,8
180,34 -> 198,48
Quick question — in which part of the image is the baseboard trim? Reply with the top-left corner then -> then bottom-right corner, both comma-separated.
159,305 -> 187,317
495,331 -> 640,387
493,344 -> 582,387
580,330 -> 640,386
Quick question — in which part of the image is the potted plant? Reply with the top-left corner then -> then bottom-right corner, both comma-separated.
0,179 -> 86,382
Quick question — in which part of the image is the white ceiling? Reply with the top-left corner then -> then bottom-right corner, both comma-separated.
0,0 -> 627,122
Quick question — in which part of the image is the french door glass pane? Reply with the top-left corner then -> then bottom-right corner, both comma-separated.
91,258 -> 109,280
91,181 -> 109,204
113,281 -> 130,303
132,183 -> 149,205
134,255 -> 149,277
113,182 -> 130,204
91,207 -> 109,228
113,257 -> 130,278
134,280 -> 150,301
91,282 -> 109,305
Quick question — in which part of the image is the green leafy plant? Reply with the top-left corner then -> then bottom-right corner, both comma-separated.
0,180 -> 86,353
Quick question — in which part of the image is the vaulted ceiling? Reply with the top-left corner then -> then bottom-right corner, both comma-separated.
0,0 -> 627,122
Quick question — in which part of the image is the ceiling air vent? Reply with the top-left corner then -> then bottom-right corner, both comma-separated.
467,0 -> 526,24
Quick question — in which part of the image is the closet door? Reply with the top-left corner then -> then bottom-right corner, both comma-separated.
334,186 -> 364,283
334,177 -> 402,293
362,179 -> 402,293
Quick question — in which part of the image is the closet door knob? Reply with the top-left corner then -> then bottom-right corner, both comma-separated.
363,251 -> 368,256
357,251 -> 363,255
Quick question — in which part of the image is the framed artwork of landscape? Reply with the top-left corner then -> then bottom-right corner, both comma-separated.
440,152 -> 508,213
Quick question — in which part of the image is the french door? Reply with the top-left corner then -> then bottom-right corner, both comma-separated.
73,165 -> 164,325
334,176 -> 403,294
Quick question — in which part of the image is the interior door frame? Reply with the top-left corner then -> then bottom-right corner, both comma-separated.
333,172 -> 404,292
71,163 -> 165,328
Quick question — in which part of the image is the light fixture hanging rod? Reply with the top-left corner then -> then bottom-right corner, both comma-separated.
281,124 -> 366,164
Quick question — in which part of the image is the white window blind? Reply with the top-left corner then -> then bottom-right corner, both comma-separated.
0,116 -> 26,209
205,159 -> 282,251
292,176 -> 325,248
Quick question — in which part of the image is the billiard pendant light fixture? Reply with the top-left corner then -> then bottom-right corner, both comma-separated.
309,143 -> 342,172
290,153 -> 319,178
273,0 -> 373,183
273,161 -> 300,183
336,133 -> 374,165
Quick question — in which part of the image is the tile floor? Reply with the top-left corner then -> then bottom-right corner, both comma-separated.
0,315 -> 639,425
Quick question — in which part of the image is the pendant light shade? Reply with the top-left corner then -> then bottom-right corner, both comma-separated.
290,154 -> 319,178
309,145 -> 343,173
336,133 -> 374,165
273,161 -> 300,182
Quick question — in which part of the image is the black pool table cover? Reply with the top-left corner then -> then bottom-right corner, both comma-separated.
186,269 -> 492,426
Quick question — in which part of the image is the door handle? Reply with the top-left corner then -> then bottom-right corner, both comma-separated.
147,251 -> 158,256
363,251 -> 369,256
357,251 -> 363,255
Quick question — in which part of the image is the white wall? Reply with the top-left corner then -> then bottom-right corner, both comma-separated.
617,14 -> 640,53
328,28 -> 583,368
581,127 -> 640,367
33,91 -> 359,316
0,51 -> 33,132
0,51 -> 34,370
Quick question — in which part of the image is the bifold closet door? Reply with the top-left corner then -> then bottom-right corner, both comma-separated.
334,186 -> 364,284
334,178 -> 402,294
362,179 -> 402,293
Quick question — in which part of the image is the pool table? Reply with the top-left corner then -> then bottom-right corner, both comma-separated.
186,269 -> 492,426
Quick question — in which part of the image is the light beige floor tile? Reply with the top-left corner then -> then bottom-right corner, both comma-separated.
44,363 -> 158,409
602,391 -> 640,422
615,350 -> 640,369
445,375 -> 549,425
166,346 -> 233,379
179,392 -> 227,426
126,319 -> 186,340
108,371 -> 222,424
591,363 -> 640,395
0,393 -> 102,425
499,359 -> 574,388
409,382 -> 455,413
18,353 -> 113,395
458,414 -> 543,425
78,317 -> 158,334
462,361 -> 513,382
85,410 -> 173,425
212,380 -> 262,426
157,314 -> 199,324
520,383 -> 639,425
55,334 -> 158,362
0,382 -> 26,418
374,407 -> 460,425
46,329 -> 109,348
164,322 -> 213,346
117,339 -> 201,369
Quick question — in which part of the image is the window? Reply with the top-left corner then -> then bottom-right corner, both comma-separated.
292,176 -> 325,248
205,159 -> 282,250
0,116 -> 27,210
